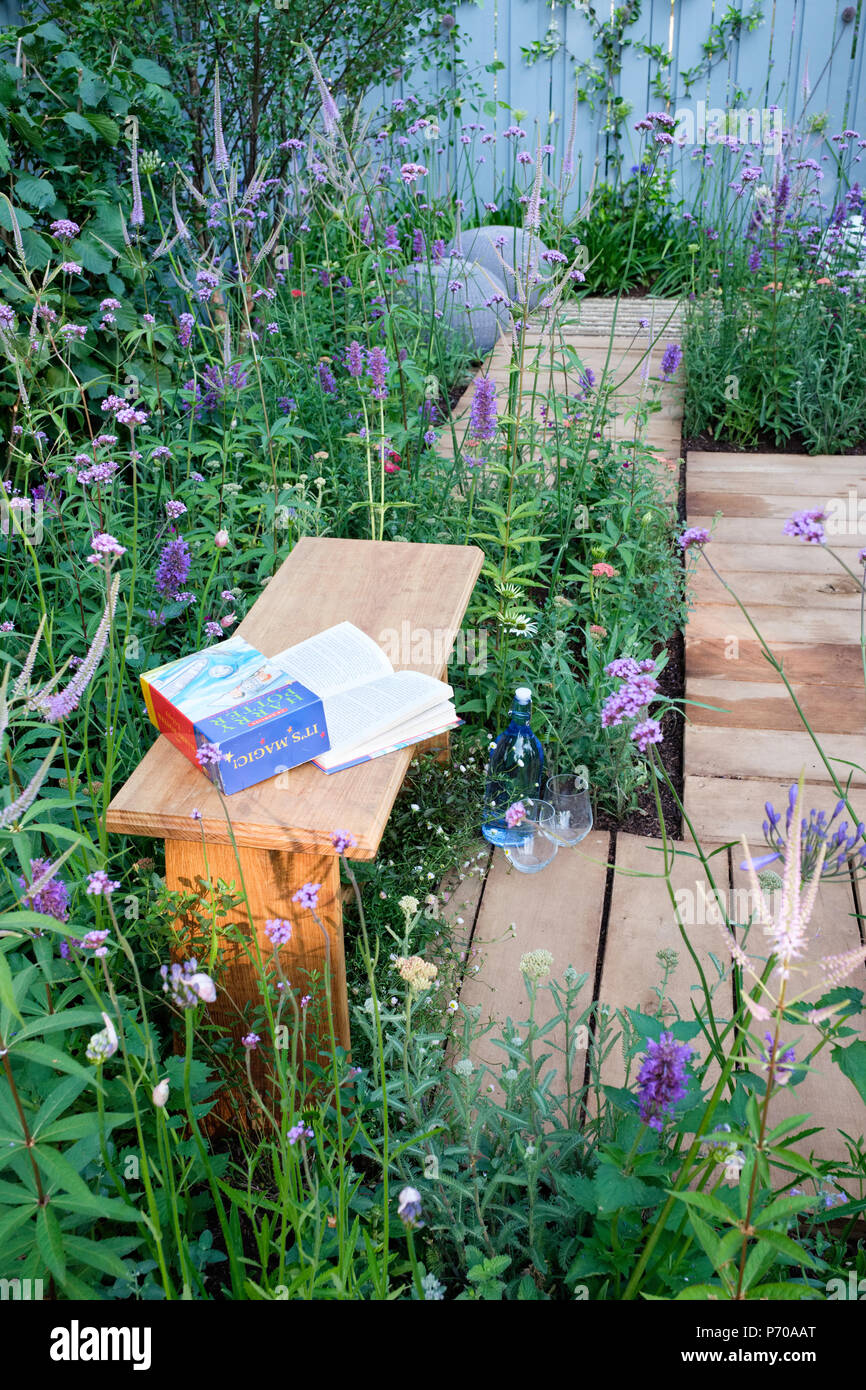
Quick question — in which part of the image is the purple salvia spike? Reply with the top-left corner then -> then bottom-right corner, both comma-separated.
213,67 -> 230,171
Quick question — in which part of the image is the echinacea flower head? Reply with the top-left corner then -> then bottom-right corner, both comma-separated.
636,1031 -> 692,1129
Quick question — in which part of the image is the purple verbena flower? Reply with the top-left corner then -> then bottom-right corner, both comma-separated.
292,882 -> 321,911
783,509 -> 826,545
154,538 -> 191,598
265,917 -> 293,947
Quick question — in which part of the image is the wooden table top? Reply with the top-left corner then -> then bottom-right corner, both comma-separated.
105,537 -> 483,859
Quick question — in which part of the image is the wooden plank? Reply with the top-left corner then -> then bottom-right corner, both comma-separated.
689,603 -> 862,646
687,464 -> 866,496
685,725 -> 866,787
689,566 -> 863,610
105,538 -> 483,857
458,831 -> 610,1104
685,677 -> 866,734
686,636 -> 864,687
688,451 -> 866,473
694,542 -> 860,575
730,849 -> 866,1164
688,515 -> 864,548
598,836 -> 732,1089
688,489 -> 865,521
683,776 -> 856,843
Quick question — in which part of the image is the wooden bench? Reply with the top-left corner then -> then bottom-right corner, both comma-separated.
106,537 -> 483,1071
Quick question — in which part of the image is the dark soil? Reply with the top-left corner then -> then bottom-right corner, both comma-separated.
685,429 -> 866,456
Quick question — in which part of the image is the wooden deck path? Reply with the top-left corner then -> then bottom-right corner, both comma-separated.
442,295 -> 685,463
447,326 -> 866,1163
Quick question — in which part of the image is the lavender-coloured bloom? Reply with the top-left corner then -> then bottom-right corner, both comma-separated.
177,312 -> 194,348
85,870 -> 120,898
366,347 -> 389,400
383,224 -> 401,253
129,133 -> 144,228
331,829 -> 357,854
760,1032 -> 797,1085
87,532 -> 126,564
397,1186 -> 424,1229
195,741 -> 224,767
677,526 -> 710,550
292,881 -> 321,910
783,508 -> 826,545
636,1031 -> 692,1130
165,499 -> 187,520
213,68 -> 230,171
50,219 -> 80,242
748,246 -> 762,272
345,340 -> 364,378
468,375 -> 498,442
265,917 -> 293,946
154,538 -> 191,598
19,857 -> 69,921
241,1032 -> 260,1050
288,1121 -> 314,1145
631,717 -> 663,752
161,956 -> 216,1009
660,342 -> 683,379
317,360 -> 337,395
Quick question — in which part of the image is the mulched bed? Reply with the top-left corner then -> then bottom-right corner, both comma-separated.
685,430 -> 866,456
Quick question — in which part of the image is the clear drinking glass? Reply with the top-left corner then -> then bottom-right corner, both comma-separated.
502,798 -> 558,874
544,772 -> 593,846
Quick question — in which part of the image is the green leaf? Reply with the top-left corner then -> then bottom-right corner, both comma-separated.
83,113 -> 121,145
11,1004 -> 103,1043
75,234 -> 114,274
746,1281 -> 822,1300
131,57 -> 171,86
594,1164 -> 656,1213
33,1144 -> 95,1202
32,1074 -> 89,1136
671,1188 -> 737,1225
675,1282 -> 730,1299
14,173 -> 56,210
10,1041 -> 101,1085
36,1204 -> 66,1282
748,1228 -> 824,1270
831,1039 -> 866,1104
0,950 -> 23,1023
753,1192 -> 817,1228
63,1235 -> 131,1280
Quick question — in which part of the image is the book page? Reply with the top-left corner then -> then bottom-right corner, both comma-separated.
321,671 -> 453,754
315,702 -> 457,771
272,621 -> 392,697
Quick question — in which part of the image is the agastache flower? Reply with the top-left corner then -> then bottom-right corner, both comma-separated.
636,1032 -> 693,1130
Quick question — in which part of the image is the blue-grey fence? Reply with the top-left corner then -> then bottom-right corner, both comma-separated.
380,0 -> 866,203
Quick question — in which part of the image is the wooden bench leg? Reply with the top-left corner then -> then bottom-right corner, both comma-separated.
164,840 -> 350,1108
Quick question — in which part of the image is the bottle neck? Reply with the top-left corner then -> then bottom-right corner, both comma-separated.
510,702 -> 532,726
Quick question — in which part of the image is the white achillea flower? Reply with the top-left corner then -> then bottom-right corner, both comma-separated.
520,949 -> 553,981
454,1058 -> 474,1077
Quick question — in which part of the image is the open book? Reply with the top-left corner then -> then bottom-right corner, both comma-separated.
271,622 -> 460,774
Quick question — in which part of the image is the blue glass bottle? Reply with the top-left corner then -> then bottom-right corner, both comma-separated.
482,687 -> 545,846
